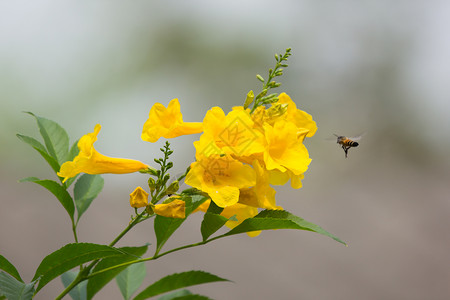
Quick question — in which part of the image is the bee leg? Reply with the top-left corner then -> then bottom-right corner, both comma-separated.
343,146 -> 350,158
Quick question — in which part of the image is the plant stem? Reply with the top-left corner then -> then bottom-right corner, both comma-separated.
85,234 -> 228,279
72,221 -> 78,243
108,212 -> 144,247
54,211 -> 148,300
54,268 -> 88,300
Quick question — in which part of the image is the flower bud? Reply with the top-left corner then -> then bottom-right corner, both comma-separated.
256,74 -> 265,82
129,186 -> 149,208
165,180 -> 179,195
148,177 -> 156,193
244,90 -> 254,109
152,198 -> 186,218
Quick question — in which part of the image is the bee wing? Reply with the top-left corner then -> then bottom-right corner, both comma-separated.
325,134 -> 340,142
348,132 -> 366,142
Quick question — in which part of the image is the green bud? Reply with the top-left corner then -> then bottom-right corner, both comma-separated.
260,93 -> 279,104
165,180 -> 179,195
267,102 -> 288,118
275,53 -> 279,61
256,74 -> 265,82
166,162 -> 173,169
244,90 -> 254,109
163,174 -> 171,183
148,177 -> 156,193
275,69 -> 283,77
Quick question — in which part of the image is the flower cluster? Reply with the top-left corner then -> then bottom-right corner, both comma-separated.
183,93 -> 317,232
57,93 -> 316,227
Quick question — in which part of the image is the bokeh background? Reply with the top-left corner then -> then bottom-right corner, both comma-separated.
1,1 -> 450,299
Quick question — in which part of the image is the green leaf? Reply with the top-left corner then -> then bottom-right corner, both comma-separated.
154,195 -> 208,253
0,255 -> 22,282
61,270 -> 87,300
74,174 -> 104,222
224,210 -> 347,245
116,262 -> 146,300
157,289 -> 192,300
32,243 -> 125,292
133,271 -> 230,300
0,272 -> 34,300
205,201 -> 223,215
86,245 -> 148,300
68,139 -> 80,161
200,213 -> 228,241
20,178 -> 75,222
16,134 -> 61,174
25,112 -> 69,165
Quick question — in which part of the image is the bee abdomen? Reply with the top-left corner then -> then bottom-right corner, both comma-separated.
349,141 -> 359,147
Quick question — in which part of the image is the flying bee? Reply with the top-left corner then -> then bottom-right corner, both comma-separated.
334,134 -> 362,158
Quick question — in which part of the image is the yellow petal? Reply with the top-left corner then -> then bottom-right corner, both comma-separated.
221,203 -> 260,237
277,93 -> 317,137
263,120 -> 311,176
129,186 -> 149,208
185,155 -> 256,208
153,199 -> 186,218
239,160 -> 280,210
141,98 -> 203,143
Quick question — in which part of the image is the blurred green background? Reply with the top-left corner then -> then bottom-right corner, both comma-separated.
1,1 -> 450,299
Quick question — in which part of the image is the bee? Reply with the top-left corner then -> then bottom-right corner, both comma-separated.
334,134 -> 362,158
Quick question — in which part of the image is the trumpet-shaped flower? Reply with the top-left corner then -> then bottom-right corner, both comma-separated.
277,93 -> 317,138
129,186 -> 149,208
263,120 -> 311,176
193,106 -> 265,159
153,198 -> 186,218
185,154 -> 256,208
58,124 -> 149,182
141,98 -> 203,143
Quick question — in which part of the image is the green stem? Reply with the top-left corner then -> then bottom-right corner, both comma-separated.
108,212 -> 143,247
54,211 -> 147,300
54,268 -> 88,300
72,221 -> 78,243
85,234 -> 228,279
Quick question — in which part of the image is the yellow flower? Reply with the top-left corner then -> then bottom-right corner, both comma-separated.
185,154 -> 256,208
263,120 -> 311,176
238,160 -> 281,210
58,124 -> 149,183
277,93 -> 317,138
141,98 -> 203,143
129,186 -> 149,208
193,106 -> 265,159
153,198 -> 186,218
